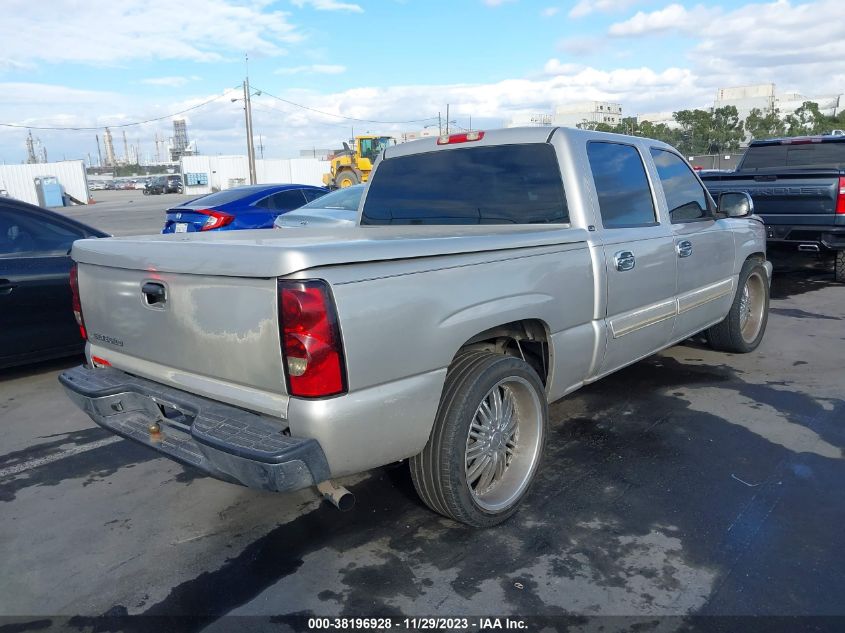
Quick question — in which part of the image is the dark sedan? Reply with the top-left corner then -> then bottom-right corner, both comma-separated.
162,183 -> 327,233
0,198 -> 107,369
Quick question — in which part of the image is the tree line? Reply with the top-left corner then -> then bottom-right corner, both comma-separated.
580,101 -> 845,156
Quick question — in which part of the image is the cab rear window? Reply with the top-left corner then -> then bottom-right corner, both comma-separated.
740,142 -> 845,170
361,143 -> 568,225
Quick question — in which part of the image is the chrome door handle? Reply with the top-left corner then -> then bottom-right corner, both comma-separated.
677,240 -> 693,258
614,251 -> 636,271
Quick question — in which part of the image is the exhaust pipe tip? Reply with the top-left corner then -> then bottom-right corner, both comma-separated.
316,480 -> 356,511
798,244 -> 820,252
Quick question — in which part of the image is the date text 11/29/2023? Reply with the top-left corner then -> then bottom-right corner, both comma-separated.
307,617 -> 528,630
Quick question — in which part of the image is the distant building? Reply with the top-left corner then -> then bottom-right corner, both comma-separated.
635,111 -> 679,129
507,101 -> 623,128
714,83 -> 843,120
299,148 -> 334,160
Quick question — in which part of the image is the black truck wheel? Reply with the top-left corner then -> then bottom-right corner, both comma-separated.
707,258 -> 769,353
410,351 -> 547,527
835,250 -> 845,283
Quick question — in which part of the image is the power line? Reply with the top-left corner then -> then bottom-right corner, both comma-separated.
0,89 -> 239,131
253,86 -> 438,125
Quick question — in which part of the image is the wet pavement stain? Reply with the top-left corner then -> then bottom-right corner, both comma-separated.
769,307 -> 842,321
0,429 -> 156,502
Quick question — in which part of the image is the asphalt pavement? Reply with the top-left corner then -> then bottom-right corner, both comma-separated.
55,189 -> 196,236
0,210 -> 843,629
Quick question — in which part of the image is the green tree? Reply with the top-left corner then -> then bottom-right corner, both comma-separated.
744,107 -> 785,141
784,101 -> 826,136
673,109 -> 714,155
710,106 -> 745,153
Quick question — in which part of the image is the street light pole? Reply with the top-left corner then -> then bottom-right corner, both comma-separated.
243,77 -> 257,185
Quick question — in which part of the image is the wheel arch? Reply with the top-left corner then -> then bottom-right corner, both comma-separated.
453,318 -> 552,386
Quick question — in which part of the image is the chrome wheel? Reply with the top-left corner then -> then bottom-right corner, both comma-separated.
739,270 -> 766,344
465,376 -> 543,513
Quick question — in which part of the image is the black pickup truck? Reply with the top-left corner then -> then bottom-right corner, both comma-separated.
701,135 -> 845,281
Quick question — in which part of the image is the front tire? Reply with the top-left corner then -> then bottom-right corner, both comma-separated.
706,258 -> 769,353
336,170 -> 359,188
410,351 -> 547,527
835,250 -> 845,283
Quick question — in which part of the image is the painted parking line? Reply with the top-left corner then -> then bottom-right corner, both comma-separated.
0,436 -> 122,478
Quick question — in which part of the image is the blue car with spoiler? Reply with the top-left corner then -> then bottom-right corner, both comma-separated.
162,183 -> 328,233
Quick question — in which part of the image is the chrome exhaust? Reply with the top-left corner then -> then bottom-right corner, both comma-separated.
316,480 -> 355,511
798,244 -> 820,252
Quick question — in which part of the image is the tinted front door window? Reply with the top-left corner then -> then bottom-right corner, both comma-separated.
587,142 -> 656,228
650,149 -> 710,222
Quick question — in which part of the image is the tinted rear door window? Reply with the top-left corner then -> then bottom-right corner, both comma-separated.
587,142 -> 656,228
0,207 -> 85,257
650,148 -> 711,222
257,190 -> 307,211
361,143 -> 568,225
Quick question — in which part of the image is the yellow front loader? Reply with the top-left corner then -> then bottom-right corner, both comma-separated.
323,135 -> 395,189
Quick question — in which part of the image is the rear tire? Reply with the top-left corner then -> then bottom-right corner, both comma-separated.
706,258 -> 769,353
835,250 -> 845,283
410,351 -> 547,527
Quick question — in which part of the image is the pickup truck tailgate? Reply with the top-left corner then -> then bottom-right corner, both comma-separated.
76,263 -> 287,410
703,171 -> 841,226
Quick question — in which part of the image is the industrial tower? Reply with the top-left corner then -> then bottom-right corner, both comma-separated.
103,127 -> 117,167
170,119 -> 189,161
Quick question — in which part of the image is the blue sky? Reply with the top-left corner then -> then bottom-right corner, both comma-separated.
0,0 -> 840,163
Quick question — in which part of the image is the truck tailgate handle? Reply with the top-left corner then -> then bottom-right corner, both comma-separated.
614,251 -> 636,272
142,281 -> 167,305
677,240 -> 693,258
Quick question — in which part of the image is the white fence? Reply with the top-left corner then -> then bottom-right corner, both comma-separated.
181,156 -> 329,196
0,160 -> 89,206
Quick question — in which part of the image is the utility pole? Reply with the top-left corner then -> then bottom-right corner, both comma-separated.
438,112 -> 442,136
446,104 -> 450,135
243,54 -> 257,185
258,135 -> 264,159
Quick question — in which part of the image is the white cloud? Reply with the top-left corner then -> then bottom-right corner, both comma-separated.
291,0 -> 363,12
140,76 -> 202,87
0,0 -> 302,67
541,7 -> 560,16
275,64 -> 347,75
569,0 -> 637,18
608,3 -> 712,36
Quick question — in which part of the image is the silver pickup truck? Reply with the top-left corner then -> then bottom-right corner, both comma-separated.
60,127 -> 771,527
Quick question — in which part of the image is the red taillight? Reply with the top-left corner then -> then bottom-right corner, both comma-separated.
69,263 -> 87,340
278,280 -> 346,398
836,177 -> 845,215
436,130 -> 485,145
198,209 -> 234,231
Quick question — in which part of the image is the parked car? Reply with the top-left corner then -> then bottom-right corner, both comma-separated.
162,183 -> 327,233
61,127 -> 770,526
144,175 -> 183,196
89,182 -> 107,191
701,135 -> 845,281
274,184 -> 364,229
0,197 -> 107,369
133,180 -> 147,190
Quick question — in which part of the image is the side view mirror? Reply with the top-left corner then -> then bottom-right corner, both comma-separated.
718,191 -> 754,218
